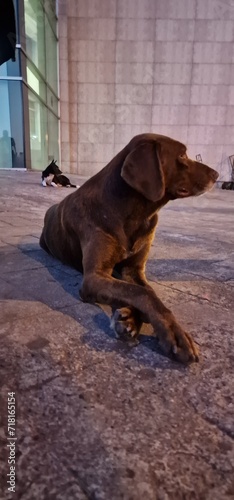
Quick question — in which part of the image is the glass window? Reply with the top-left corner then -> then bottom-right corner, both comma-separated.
26,61 -> 46,100
28,90 -> 48,170
0,1 -> 59,171
13,0 -> 20,44
47,86 -> 58,115
0,48 -> 21,77
44,0 -> 57,36
48,111 -> 59,161
24,0 -> 46,77
0,81 -> 24,168
45,18 -> 58,95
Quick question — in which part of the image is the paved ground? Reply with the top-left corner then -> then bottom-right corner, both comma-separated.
0,170 -> 233,500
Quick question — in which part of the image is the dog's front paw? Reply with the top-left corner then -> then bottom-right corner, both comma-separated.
110,307 -> 141,345
157,318 -> 199,364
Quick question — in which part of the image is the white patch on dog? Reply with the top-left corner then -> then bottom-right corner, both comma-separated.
41,174 -> 54,186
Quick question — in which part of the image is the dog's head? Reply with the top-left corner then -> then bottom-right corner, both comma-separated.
121,134 -> 219,202
44,160 -> 61,176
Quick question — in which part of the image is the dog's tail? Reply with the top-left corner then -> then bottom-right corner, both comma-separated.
69,183 -> 79,188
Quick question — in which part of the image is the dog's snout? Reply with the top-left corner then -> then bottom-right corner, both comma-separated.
210,169 -> 219,182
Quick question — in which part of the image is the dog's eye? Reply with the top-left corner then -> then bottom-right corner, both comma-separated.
177,154 -> 189,170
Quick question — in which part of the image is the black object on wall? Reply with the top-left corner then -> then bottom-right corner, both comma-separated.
0,0 -> 16,65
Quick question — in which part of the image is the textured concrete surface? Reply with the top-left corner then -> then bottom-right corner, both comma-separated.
0,170 -> 233,500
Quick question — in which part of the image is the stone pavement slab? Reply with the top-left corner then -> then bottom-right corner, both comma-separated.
0,170 -> 233,500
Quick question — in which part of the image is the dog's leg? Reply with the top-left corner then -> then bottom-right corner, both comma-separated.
110,241 -> 158,342
111,262 -> 149,342
80,239 -> 199,363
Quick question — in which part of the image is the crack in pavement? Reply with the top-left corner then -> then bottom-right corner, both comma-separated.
154,281 -> 230,310
189,401 -> 234,441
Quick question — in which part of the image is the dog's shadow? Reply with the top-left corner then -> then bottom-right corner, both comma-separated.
13,242 -> 194,371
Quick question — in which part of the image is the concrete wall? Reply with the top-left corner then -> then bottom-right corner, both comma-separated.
58,0 -> 234,181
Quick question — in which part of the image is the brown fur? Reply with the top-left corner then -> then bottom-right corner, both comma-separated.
40,133 -> 219,363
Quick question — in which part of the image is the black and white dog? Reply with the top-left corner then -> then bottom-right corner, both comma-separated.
222,181 -> 234,190
41,160 -> 79,188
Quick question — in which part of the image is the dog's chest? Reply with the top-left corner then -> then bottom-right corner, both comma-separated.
44,174 -> 54,185
123,238 -> 145,259
122,215 -> 157,258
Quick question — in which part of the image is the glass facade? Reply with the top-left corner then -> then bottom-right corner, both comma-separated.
0,0 -> 59,170
0,80 -> 24,168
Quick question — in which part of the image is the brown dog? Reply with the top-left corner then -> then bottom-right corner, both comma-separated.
40,133 -> 219,363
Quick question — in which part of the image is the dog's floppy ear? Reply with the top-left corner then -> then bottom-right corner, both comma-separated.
121,142 -> 165,202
